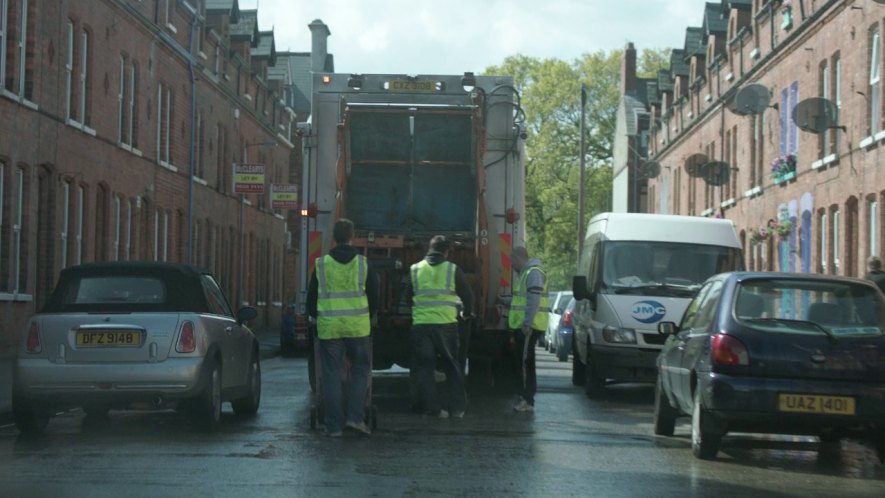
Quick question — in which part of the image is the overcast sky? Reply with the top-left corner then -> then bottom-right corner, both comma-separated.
245,0 -> 707,75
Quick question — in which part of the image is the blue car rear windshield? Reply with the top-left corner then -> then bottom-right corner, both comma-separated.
735,279 -> 885,337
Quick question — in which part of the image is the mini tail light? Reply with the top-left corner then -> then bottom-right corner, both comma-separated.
25,322 -> 41,353
176,321 -> 196,353
712,333 -> 749,366
562,310 -> 573,327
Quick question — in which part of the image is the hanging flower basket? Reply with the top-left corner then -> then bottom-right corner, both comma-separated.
781,1 -> 793,30
770,153 -> 796,183
768,218 -> 793,240
749,226 -> 771,245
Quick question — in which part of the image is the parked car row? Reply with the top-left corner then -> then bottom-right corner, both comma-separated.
13,262 -> 262,434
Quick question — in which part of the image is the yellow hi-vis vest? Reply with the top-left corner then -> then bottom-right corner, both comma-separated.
410,260 -> 461,325
508,266 -> 549,331
316,254 -> 370,339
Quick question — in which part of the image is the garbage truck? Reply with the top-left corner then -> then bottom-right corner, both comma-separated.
297,72 -> 526,388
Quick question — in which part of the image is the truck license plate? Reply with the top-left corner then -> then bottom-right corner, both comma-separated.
778,394 -> 855,415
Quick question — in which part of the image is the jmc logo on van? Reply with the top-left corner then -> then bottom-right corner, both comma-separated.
631,300 -> 666,323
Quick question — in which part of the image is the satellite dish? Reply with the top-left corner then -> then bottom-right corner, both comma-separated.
792,97 -> 842,134
684,153 -> 708,178
700,161 -> 731,186
729,84 -> 771,116
639,161 -> 661,179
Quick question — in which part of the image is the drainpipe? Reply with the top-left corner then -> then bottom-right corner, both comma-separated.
186,3 -> 198,264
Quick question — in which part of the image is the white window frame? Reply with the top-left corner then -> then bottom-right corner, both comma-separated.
61,182 -> 69,269
79,29 -> 89,126
833,210 -> 840,272
65,21 -> 74,122
156,83 -> 163,162
76,186 -> 84,265
16,0 -> 27,97
118,55 -> 125,143
153,209 -> 159,261
125,198 -> 132,261
0,0 -> 8,92
162,211 -> 169,261
13,167 -> 22,292
821,64 -> 829,157
128,64 -> 136,148
872,29 -> 881,135
871,201 -> 879,260
113,196 -> 121,260
820,213 -> 827,273
835,56 -> 841,109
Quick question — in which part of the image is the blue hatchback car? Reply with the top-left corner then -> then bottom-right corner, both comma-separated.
654,272 -> 885,461
554,297 -> 575,362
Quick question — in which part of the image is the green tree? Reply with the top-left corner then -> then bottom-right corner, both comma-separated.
484,48 -> 663,289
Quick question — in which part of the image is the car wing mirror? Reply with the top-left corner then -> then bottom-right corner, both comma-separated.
236,306 -> 258,325
657,321 -> 678,335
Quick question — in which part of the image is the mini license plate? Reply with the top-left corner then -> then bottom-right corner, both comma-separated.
76,330 -> 143,347
386,79 -> 438,92
778,393 -> 856,415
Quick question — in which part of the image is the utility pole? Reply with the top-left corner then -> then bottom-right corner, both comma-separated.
578,83 -> 587,257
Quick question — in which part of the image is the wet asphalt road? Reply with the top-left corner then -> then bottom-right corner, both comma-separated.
1,349 -> 885,498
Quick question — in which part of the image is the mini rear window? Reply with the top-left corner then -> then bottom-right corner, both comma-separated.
62,276 -> 167,305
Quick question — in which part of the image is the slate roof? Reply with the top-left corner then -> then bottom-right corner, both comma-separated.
683,27 -> 707,57
276,52 -> 312,113
623,95 -> 650,137
657,69 -> 674,92
721,0 -> 753,13
231,9 -> 258,42
704,2 -> 728,35
645,80 -> 661,107
669,49 -> 690,77
206,0 -> 239,21
253,30 -> 275,62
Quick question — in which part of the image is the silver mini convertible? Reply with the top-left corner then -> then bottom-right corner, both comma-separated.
13,262 -> 261,433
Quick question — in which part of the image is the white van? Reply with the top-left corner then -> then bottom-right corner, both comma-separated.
571,213 -> 743,397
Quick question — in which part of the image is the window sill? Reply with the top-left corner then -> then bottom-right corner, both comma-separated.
272,301 -> 283,308
159,161 -> 178,172
0,292 -> 33,302
744,185 -> 762,198
823,153 -> 838,166
119,143 -> 142,157
198,51 -> 208,61
701,208 -> 715,217
876,129 -> 885,142
811,158 -> 825,170
750,48 -> 761,60
720,198 -> 736,209
860,136 -> 876,149
274,213 -> 285,220
725,73 -> 734,82
193,176 -> 208,186
166,23 -> 178,34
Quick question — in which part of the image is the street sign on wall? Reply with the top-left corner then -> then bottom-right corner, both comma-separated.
234,163 -> 266,193
271,184 -> 298,210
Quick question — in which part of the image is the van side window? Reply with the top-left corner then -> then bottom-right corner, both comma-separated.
586,240 -> 601,294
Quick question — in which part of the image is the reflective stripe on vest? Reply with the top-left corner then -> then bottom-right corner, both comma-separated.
508,266 -> 549,331
316,254 -> 370,339
411,260 -> 460,325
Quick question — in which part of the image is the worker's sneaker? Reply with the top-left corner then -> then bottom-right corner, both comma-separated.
451,410 -> 465,419
325,430 -> 344,437
345,421 -> 372,435
434,409 -> 449,419
513,398 -> 534,412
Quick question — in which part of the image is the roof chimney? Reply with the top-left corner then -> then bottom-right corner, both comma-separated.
621,42 -> 637,97
309,19 -> 330,73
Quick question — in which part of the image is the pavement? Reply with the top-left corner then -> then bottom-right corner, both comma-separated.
0,327 -> 281,428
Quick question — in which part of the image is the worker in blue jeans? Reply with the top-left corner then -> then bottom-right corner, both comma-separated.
307,218 -> 379,436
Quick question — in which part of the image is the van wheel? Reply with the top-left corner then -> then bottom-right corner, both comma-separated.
583,348 -> 606,399
571,337 -> 585,386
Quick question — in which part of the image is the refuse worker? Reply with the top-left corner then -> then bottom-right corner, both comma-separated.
307,218 -> 379,436
508,246 -> 549,412
864,256 -> 885,294
407,235 -> 474,419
